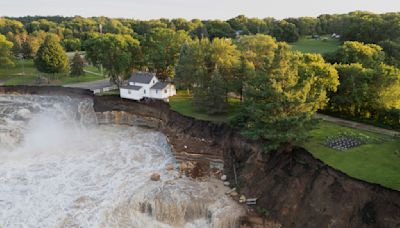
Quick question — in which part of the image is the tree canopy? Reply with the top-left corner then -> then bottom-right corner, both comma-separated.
34,34 -> 68,73
0,34 -> 14,67
84,33 -> 140,86
235,37 -> 339,151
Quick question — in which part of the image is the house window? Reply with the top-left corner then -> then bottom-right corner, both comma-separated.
144,89 -> 146,94
156,90 -> 158,94
153,80 -> 155,83
128,90 -> 131,94
164,89 -> 167,93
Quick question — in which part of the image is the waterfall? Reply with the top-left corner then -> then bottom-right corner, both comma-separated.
0,94 -> 244,228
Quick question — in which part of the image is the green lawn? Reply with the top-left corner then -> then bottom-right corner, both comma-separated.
0,59 -> 104,85
303,121 -> 400,190
169,91 -> 240,122
290,36 -> 341,54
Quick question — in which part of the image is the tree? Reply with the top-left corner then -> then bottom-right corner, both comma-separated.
34,34 -> 68,73
62,38 -> 81,52
336,41 -> 385,68
70,52 -> 84,76
0,34 -> 14,67
235,42 -> 339,151
143,28 -> 190,80
329,64 -> 373,116
22,35 -> 42,59
84,33 -> 141,86
379,39 -> 400,67
272,20 -> 300,42
206,69 -> 227,114
175,38 -> 240,113
204,20 -> 236,39
328,63 -> 400,119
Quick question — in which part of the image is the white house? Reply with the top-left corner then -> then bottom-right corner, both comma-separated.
120,72 -> 176,102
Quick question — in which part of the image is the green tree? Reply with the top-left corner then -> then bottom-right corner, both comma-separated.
329,64 -> 373,116
0,34 -> 14,67
143,28 -> 190,80
337,41 -> 385,68
206,69 -> 227,114
328,63 -> 400,118
272,20 -> 300,42
235,42 -> 339,151
204,20 -> 236,39
379,40 -> 400,67
34,34 -> 69,73
22,35 -> 42,59
70,52 -> 84,76
84,33 -> 141,86
62,38 -> 81,52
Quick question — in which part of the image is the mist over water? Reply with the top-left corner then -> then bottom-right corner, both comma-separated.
0,95 -> 243,228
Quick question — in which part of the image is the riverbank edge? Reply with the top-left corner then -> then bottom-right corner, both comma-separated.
1,85 -> 399,228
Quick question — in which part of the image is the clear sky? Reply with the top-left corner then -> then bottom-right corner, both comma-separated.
1,0 -> 400,19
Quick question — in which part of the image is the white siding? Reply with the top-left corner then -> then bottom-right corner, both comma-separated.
149,85 -> 176,100
120,88 -> 144,100
120,77 -> 176,102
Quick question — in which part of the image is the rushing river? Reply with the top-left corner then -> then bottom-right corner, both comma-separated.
0,94 -> 243,228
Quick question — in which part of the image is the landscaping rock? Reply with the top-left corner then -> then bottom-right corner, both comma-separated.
220,174 -> 227,181
223,181 -> 230,186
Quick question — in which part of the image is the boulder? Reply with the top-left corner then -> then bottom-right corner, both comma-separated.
150,173 -> 160,181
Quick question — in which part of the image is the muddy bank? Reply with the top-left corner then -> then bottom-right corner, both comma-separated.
1,86 -> 400,228
93,94 -> 400,228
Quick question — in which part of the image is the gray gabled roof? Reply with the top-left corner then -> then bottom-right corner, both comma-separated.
128,72 -> 156,84
121,85 -> 142,90
150,82 -> 169,90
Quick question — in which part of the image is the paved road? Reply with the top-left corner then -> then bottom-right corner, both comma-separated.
316,113 -> 400,137
64,79 -> 113,91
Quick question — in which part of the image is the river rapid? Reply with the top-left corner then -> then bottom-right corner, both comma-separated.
0,94 -> 243,228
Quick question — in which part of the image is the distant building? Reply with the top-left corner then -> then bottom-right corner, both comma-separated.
332,33 -> 341,39
119,72 -> 176,102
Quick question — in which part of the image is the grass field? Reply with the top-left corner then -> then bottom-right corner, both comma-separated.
303,121 -> 400,190
0,59 -> 104,86
290,36 -> 341,54
169,91 -> 240,122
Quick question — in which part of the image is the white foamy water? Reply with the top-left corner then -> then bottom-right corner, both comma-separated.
0,94 -> 243,228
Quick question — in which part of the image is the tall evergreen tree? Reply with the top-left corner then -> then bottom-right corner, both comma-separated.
70,52 -> 84,76
235,41 -> 339,151
34,34 -> 68,74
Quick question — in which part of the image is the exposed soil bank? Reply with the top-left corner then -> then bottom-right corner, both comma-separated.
1,86 -> 400,228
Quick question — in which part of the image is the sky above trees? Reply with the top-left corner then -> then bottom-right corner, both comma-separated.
1,0 -> 400,19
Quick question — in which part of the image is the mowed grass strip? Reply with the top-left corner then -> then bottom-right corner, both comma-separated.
169,91 -> 240,122
0,59 -> 104,85
290,37 -> 341,54
303,121 -> 400,190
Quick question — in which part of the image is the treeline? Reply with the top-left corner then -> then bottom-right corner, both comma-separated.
175,34 -> 339,150
3,11 -> 400,45
325,41 -> 400,129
